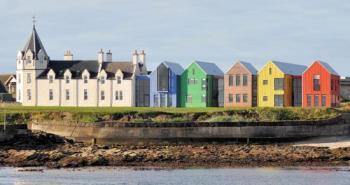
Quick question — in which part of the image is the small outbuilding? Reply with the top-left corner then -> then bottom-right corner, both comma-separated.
302,60 -> 340,107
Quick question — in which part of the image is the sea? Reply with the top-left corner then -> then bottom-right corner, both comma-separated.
0,167 -> 350,185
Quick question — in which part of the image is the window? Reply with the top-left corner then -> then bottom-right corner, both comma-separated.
236,94 -> 241,103
307,95 -> 312,107
263,96 -> 268,102
192,68 -> 195,75
274,95 -> 284,107
313,75 -> 320,91
322,95 -> 327,106
84,89 -> 88,100
117,76 -> 122,84
27,73 -> 31,84
65,76 -> 70,84
274,78 -> 284,90
65,89 -> 70,100
153,94 -> 159,106
100,76 -> 105,84
49,89 -> 53,100
27,89 -> 31,101
236,75 -> 241,86
115,91 -> 119,100
228,94 -> 233,103
18,74 -> 21,84
243,94 -> 248,103
84,76 -> 88,84
188,79 -> 197,85
202,79 -> 207,91
243,75 -> 248,86
201,94 -> 206,103
186,95 -> 192,103
49,75 -> 53,83
119,91 -> 123,100
101,90 -> 105,100
269,68 -> 272,75
314,95 -> 319,107
228,75 -> 234,86
263,80 -> 268,85
18,89 -> 21,101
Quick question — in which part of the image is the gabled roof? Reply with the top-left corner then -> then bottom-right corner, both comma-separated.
318,61 -> 339,76
22,26 -> 47,59
195,61 -> 224,76
0,74 -> 14,85
162,61 -> 184,75
239,61 -> 258,75
102,62 -> 134,79
271,61 -> 307,76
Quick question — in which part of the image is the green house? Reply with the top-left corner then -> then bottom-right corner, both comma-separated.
180,61 -> 224,107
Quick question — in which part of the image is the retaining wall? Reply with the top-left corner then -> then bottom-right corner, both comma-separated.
28,116 -> 350,144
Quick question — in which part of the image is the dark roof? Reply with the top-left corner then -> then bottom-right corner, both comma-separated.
271,61 -> 307,76
22,27 -> 47,59
239,61 -> 258,75
194,61 -> 224,76
102,62 -> 134,79
38,60 -> 135,79
162,61 -> 184,75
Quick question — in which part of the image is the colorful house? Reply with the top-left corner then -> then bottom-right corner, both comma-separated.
224,61 -> 258,107
302,61 -> 340,107
180,61 -> 224,107
149,61 -> 184,107
258,60 -> 307,107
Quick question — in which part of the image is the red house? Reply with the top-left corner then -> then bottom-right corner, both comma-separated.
302,61 -> 340,108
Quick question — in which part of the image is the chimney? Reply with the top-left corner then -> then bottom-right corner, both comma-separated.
132,49 -> 138,65
106,49 -> 112,62
64,50 -> 73,61
98,49 -> 104,64
139,50 -> 146,65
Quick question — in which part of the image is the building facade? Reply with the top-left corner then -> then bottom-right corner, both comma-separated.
180,61 -> 224,107
150,62 -> 184,107
340,77 -> 350,102
224,61 -> 258,108
16,26 -> 149,107
302,61 -> 340,107
258,60 -> 306,107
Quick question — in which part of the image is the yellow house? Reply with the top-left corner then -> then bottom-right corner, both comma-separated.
258,60 -> 307,107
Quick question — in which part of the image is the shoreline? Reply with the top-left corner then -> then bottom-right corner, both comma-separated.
0,131 -> 350,169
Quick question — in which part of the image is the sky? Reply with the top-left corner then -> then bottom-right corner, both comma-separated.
1,0 -> 350,76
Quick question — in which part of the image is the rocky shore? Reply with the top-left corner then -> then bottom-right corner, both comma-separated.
0,131 -> 350,168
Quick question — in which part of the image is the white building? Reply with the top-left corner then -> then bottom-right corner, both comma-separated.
16,25 -> 150,107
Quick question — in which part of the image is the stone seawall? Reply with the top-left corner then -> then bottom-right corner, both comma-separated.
27,115 -> 350,144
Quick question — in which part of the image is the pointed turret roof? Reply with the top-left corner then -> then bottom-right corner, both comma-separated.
22,26 -> 47,59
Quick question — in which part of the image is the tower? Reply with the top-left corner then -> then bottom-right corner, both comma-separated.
16,20 -> 49,105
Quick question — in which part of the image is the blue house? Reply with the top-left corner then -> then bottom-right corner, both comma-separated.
150,61 -> 184,107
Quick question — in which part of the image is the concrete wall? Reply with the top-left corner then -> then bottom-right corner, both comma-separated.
28,116 -> 350,143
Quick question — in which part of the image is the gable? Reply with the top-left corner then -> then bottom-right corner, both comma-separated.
195,61 -> 224,76
226,61 -> 257,75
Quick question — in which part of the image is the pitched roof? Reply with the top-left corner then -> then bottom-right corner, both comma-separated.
38,60 -> 135,79
195,61 -> 224,76
271,61 -> 307,75
239,61 -> 258,75
318,61 -> 339,76
102,62 -> 134,79
22,27 -> 47,59
0,74 -> 14,85
162,61 -> 184,75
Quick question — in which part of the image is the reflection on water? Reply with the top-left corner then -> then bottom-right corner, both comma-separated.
0,167 -> 350,185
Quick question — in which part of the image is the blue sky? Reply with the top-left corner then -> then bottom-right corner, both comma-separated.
1,0 -> 350,76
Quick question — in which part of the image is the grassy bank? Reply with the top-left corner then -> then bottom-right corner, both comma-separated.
0,104 -> 340,124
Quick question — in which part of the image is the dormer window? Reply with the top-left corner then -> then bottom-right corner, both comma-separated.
100,76 -> 105,84
65,76 -> 70,84
49,75 -> 53,83
84,76 -> 88,84
117,76 -> 121,84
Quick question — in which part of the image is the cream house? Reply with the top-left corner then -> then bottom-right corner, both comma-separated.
16,25 -> 150,107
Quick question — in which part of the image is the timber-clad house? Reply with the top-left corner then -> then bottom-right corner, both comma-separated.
16,25 -> 150,107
